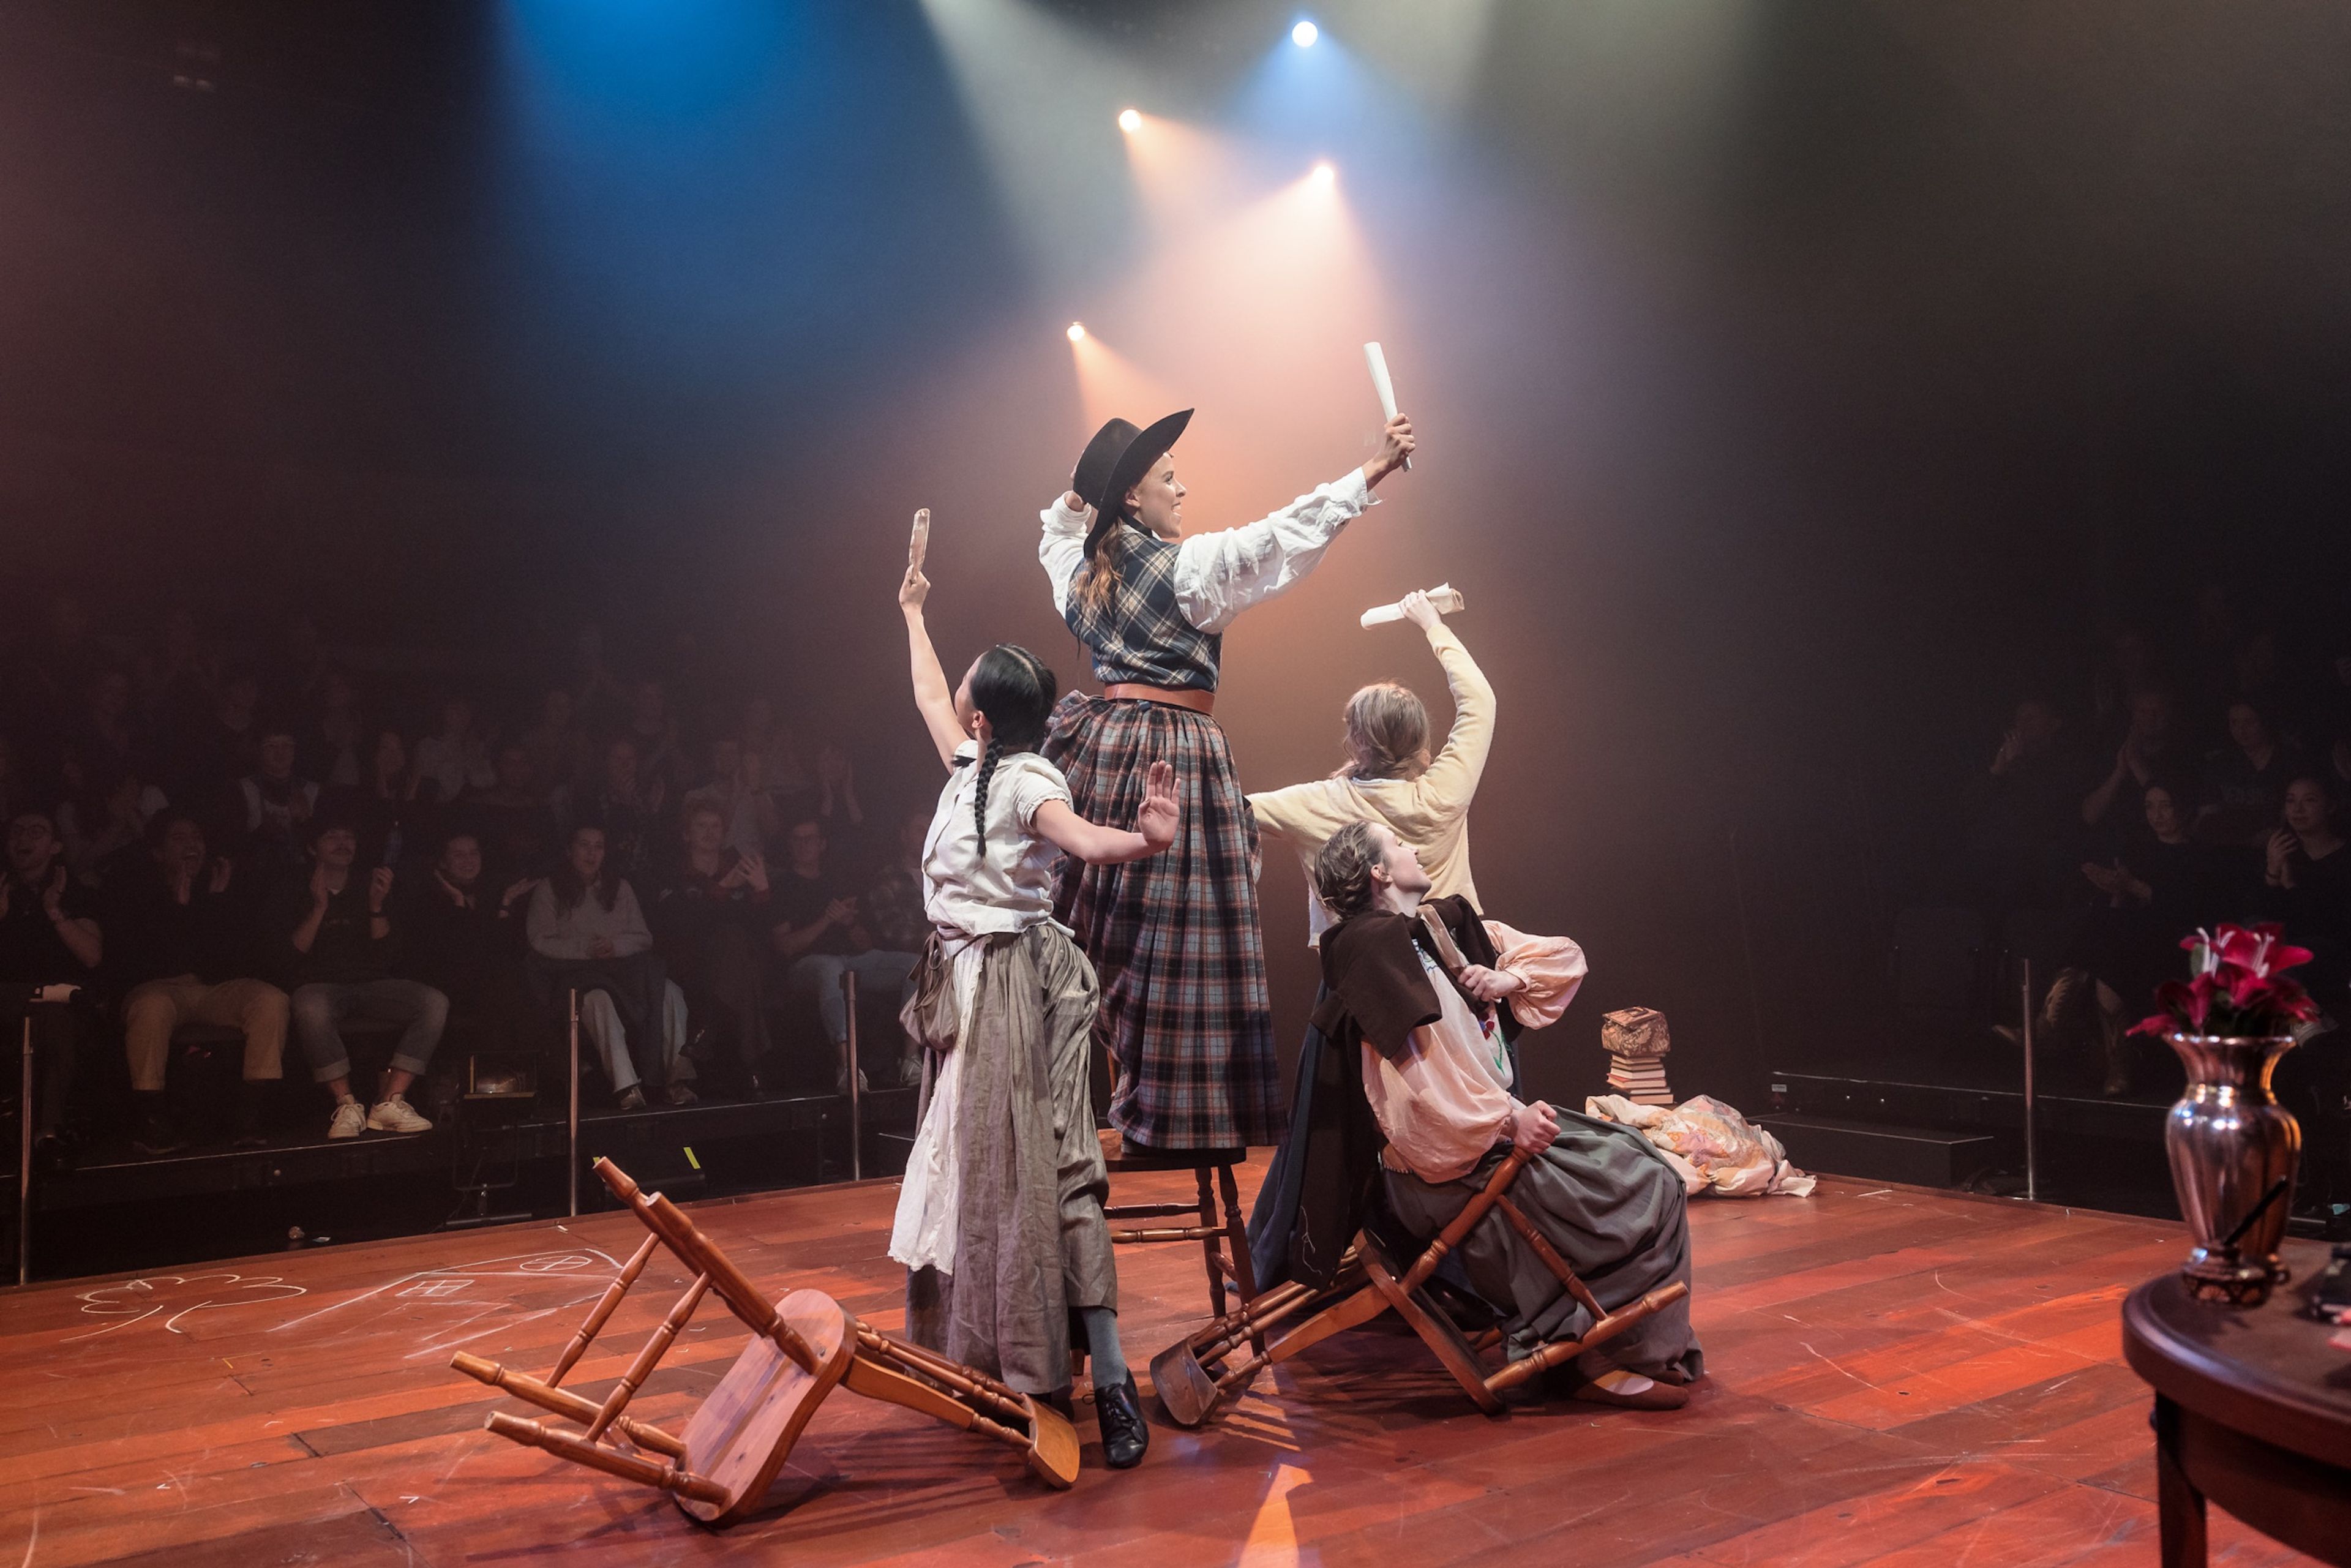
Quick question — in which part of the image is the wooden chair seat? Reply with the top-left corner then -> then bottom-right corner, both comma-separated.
1150,1148 -> 1689,1428
455,1157 -> 1078,1530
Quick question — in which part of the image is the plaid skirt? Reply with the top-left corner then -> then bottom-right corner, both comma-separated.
1044,694 -> 1285,1150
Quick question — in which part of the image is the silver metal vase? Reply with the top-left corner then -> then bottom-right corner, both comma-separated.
2162,1032 -> 2300,1305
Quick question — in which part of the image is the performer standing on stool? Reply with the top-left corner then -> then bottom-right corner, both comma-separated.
891,514 -> 1177,1469
1243,587 -> 1495,1288
1038,407 -> 1416,1152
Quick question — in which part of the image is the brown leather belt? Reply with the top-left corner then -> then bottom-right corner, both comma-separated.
1103,682 -> 1215,715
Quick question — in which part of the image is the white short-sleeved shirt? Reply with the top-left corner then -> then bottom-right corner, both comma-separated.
921,741 -> 1073,937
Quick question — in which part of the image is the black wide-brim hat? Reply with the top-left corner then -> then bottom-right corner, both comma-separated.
1071,408 -> 1192,557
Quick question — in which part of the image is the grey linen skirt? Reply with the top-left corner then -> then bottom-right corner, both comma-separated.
1382,1109 -> 1704,1384
904,923 -> 1117,1394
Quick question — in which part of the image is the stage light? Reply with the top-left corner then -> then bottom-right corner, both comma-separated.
1311,160 -> 1335,188
1291,19 -> 1318,48
1067,321 -> 1087,343
1118,107 -> 1141,133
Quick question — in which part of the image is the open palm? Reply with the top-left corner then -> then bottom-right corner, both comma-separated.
1136,760 -> 1179,850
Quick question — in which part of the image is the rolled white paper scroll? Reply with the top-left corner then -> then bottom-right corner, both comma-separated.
1363,340 -> 1411,471
1360,583 -> 1465,629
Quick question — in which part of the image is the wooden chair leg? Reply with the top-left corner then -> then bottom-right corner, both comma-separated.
1193,1166 -> 1222,1321
1214,1160 -> 1265,1357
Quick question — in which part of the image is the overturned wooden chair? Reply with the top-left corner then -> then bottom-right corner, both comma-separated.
452,1156 -> 1078,1527
1151,1147 -> 1690,1428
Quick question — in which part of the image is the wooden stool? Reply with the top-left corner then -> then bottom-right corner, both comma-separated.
453,1156 -> 1078,1528
1150,1148 -> 1689,1427
1098,1128 -> 1261,1349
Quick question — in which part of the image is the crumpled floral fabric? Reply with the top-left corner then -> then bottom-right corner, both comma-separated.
1585,1093 -> 1817,1198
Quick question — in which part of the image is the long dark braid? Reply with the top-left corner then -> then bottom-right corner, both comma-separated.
972,733 -> 1005,850
966,644 -> 1058,863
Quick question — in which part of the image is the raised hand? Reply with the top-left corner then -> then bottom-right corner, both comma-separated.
209,857 -> 234,896
900,509 -> 932,611
1398,589 -> 1441,631
369,866 -> 395,912
310,860 -> 332,910
741,850 -> 769,893
42,866 -> 67,921
1365,413 -> 1416,487
1136,759 -> 1179,851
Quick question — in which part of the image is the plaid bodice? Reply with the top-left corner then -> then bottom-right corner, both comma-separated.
1064,526 -> 1223,692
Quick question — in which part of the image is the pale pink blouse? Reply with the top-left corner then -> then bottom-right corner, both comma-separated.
1365,920 -> 1587,1184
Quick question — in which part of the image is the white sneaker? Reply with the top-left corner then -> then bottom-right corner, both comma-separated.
366,1095 -> 433,1134
834,1065 -> 869,1093
328,1100 -> 367,1139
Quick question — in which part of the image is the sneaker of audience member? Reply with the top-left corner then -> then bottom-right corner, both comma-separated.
328,1098 -> 368,1139
366,1095 -> 433,1134
616,1086 -> 648,1111
834,1063 -> 869,1093
898,1049 -> 924,1087
664,1082 -> 699,1106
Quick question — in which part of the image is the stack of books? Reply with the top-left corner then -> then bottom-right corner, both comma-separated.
1605,1054 -> 1674,1107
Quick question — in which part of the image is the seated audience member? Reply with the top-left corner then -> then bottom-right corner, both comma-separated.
113,812 -> 286,1155
305,669 -> 366,788
77,666 -> 144,783
650,801 -> 773,1092
1969,697 -> 2080,910
770,814 -> 914,1089
2033,782 -> 2241,1095
561,737 -> 664,880
526,824 -> 693,1109
166,666 -> 263,815
2199,700 -> 2303,847
337,726 -> 416,871
262,817 -> 444,1138
812,740 -> 867,866
740,695 -> 811,812
0,810 -> 103,1160
2263,773 -> 2351,1019
406,830 -> 537,1032
411,696 -> 495,806
241,726 -> 321,877
56,754 -> 168,886
681,736 -> 776,859
519,687 -> 590,802
858,807 -> 932,1086
463,744 -> 558,876
1306,822 -> 1700,1406
2080,688 -> 2197,840
626,679 -> 688,800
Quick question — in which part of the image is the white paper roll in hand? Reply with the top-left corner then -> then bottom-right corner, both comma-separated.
1361,583 -> 1465,628
1363,341 -> 1411,471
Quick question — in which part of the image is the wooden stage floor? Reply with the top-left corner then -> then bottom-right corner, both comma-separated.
0,1171 -> 2323,1567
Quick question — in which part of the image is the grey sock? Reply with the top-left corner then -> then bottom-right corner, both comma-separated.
1080,1305 -> 1127,1389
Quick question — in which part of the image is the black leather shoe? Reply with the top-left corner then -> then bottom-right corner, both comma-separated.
1097,1371 -> 1149,1469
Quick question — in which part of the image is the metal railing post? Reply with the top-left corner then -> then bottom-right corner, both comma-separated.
17,1016 -> 32,1286
568,989 -> 581,1219
2020,958 -> 2039,1205
842,969 -> 862,1182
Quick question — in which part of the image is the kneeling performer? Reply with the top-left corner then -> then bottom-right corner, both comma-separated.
1311,822 -> 1704,1406
890,516 -> 1176,1468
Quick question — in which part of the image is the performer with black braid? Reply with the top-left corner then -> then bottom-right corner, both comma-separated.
1039,406 -> 1416,1153
890,511 -> 1177,1469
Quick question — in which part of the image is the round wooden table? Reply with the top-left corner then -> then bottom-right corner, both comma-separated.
2121,1239 -> 2351,1567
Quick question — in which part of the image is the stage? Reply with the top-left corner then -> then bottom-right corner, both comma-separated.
0,1171 -> 2320,1567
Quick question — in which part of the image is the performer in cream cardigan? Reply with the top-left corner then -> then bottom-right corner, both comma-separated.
1243,588 -> 1500,1288
1248,589 -> 1494,941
